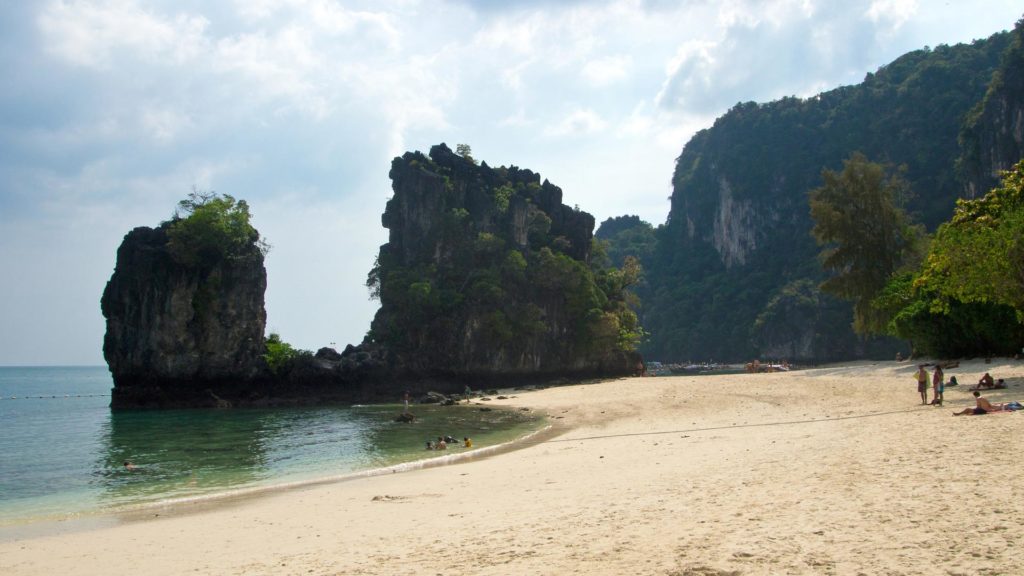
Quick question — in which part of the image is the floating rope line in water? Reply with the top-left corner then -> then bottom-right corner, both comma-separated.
2,393 -> 111,400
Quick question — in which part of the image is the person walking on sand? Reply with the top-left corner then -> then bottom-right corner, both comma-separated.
916,365 -> 929,405
953,391 -> 1000,416
931,365 -> 944,406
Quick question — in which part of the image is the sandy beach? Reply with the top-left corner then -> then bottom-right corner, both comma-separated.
2,359 -> 1022,575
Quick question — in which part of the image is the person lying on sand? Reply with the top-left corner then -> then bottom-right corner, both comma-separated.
953,391 -> 1002,416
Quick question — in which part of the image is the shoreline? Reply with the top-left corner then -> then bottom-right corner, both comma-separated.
2,359 -> 1022,575
0,402 -> 559,542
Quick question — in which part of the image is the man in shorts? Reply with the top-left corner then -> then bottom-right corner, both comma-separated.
916,365 -> 929,404
953,391 -> 999,416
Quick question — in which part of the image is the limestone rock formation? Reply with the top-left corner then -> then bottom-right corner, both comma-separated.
367,143 -> 641,381
101,224 -> 267,407
961,19 -> 1024,198
637,33 -> 1011,363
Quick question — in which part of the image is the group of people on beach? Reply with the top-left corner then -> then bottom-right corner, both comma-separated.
426,436 -> 472,450
916,365 -> 1018,415
914,364 -> 952,406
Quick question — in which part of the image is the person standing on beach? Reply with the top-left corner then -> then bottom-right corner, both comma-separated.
403,391 -> 411,413
916,365 -> 929,404
932,365 -> 944,405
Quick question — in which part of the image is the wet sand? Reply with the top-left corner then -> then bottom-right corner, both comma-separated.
2,359 -> 1022,575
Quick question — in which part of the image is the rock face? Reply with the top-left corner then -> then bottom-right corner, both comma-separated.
961,20 -> 1024,198
101,224 -> 267,407
367,143 -> 640,381
637,33 -> 1010,363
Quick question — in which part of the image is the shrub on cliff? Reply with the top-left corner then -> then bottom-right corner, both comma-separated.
263,332 -> 313,376
165,190 -> 268,268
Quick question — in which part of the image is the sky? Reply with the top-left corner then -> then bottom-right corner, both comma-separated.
0,0 -> 1020,366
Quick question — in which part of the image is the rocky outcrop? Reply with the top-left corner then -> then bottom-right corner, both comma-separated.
368,143 -> 640,380
102,148 -> 640,408
101,224 -> 267,407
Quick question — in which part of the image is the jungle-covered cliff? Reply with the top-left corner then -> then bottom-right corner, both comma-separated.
366,143 -> 642,379
614,27 -> 1018,362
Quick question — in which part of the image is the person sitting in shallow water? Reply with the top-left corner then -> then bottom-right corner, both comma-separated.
953,391 -> 1002,416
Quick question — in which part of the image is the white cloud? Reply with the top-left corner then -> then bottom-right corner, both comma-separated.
866,0 -> 919,28
38,0 -> 208,69
5,0 -> 1024,364
545,108 -> 608,137
581,55 -> 632,86
140,106 -> 194,143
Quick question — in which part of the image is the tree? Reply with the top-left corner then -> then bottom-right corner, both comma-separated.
809,152 -> 923,334
918,160 -> 1024,317
455,143 -> 475,164
165,189 -> 268,268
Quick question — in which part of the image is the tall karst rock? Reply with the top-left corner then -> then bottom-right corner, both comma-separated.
961,18 -> 1024,197
640,31 -> 1011,363
367,144 -> 641,381
102,210 -> 267,408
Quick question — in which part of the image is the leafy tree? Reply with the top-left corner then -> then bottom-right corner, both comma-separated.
263,333 -> 311,376
918,160 -> 1024,318
165,190 -> 268,268
455,143 -> 475,164
810,153 -> 923,334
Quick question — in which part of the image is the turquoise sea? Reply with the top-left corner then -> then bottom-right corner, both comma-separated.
0,366 -> 545,527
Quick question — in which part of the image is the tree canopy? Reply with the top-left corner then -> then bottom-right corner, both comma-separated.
165,190 -> 267,268
918,160 -> 1024,317
809,152 -> 923,334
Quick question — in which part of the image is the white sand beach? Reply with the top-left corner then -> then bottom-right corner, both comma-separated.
2,359 -> 1022,575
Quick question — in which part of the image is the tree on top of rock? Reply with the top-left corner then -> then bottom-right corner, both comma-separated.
165,189 -> 269,268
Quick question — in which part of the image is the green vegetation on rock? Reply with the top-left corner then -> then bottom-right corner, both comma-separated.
624,28 -> 1012,362
366,144 -> 642,375
165,190 -> 268,268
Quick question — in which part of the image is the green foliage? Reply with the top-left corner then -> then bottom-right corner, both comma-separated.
368,147 -> 644,368
263,333 -> 311,376
917,160 -> 1024,317
635,32 -> 1009,362
877,273 -> 1024,357
165,190 -> 267,268
809,153 -> 924,334
492,184 -> 513,214
456,143 -> 475,163
595,216 -> 657,268
874,162 -> 1024,357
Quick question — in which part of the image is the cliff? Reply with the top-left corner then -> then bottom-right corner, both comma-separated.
367,143 -> 641,379
101,223 -> 267,407
961,18 -> 1024,197
634,31 -> 1012,362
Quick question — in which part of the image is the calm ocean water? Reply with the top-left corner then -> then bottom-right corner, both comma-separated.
0,366 -> 544,526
